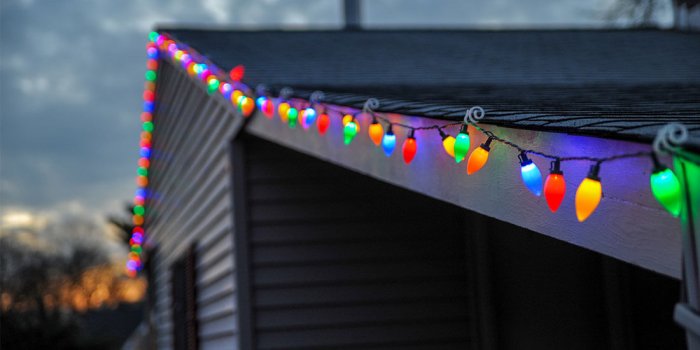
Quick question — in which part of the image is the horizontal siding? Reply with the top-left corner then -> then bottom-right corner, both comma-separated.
243,136 -> 473,349
147,60 -> 243,349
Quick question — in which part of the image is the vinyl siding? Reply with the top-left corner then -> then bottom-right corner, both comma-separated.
146,60 -> 243,350
237,136 -> 474,349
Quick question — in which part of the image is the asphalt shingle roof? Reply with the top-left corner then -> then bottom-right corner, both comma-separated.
162,28 -> 700,149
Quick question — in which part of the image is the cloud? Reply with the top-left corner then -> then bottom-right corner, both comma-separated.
0,203 -> 126,259
203,0 -> 232,23
0,0 -> 674,251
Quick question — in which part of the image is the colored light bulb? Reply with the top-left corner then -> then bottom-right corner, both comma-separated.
146,47 -> 158,59
575,164 -> 602,222
467,137 -> 493,175
186,62 -> 197,76
136,176 -> 148,187
199,69 -> 211,82
317,113 -> 330,135
650,156 -> 682,217
261,99 -> 274,118
207,77 -> 219,94
543,160 -> 566,212
133,205 -> 145,216
344,119 -> 358,144
382,125 -> 396,156
402,130 -> 417,164
519,152 -> 543,196
142,121 -> 154,132
341,114 -> 360,133
231,90 -> 243,104
278,102 -> 290,122
146,59 -> 158,71
238,96 -> 255,117
369,120 -> 384,146
438,129 -> 456,158
143,101 -> 155,113
303,108 -> 317,129
143,90 -> 155,102
453,125 -> 470,163
220,82 -> 233,99
230,65 -> 245,81
287,107 -> 298,127
145,70 -> 157,81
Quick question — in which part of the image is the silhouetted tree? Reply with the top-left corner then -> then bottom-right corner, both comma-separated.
108,204 -> 135,248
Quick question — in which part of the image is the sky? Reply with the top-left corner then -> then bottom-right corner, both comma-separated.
0,0 -> 672,252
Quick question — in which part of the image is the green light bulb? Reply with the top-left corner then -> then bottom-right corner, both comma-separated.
133,205 -> 145,216
650,167 -> 682,217
287,108 -> 298,128
148,31 -> 159,42
145,71 -> 157,81
453,125 -> 470,163
137,167 -> 148,176
344,121 -> 358,145
207,78 -> 219,94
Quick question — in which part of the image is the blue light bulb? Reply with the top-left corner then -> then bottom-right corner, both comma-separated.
382,127 -> 396,156
304,108 -> 317,126
519,152 -> 543,196
146,47 -> 159,59
256,96 -> 266,109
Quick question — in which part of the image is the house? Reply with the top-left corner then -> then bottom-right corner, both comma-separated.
128,28 -> 700,349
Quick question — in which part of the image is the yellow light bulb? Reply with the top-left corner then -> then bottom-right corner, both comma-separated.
575,164 -> 602,222
278,102 -> 290,123
442,136 -> 455,158
342,114 -> 359,133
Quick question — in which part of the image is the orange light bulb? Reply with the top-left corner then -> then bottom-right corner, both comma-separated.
239,96 -> 255,117
466,137 -> 492,175
368,121 -> 384,146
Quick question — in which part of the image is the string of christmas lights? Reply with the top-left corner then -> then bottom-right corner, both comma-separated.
125,34 -> 161,277
129,31 -> 694,275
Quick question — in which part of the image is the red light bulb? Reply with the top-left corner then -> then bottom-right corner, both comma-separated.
261,99 -> 274,118
543,160 -> 566,212
402,130 -> 417,164
317,113 -> 330,135
230,64 -> 245,81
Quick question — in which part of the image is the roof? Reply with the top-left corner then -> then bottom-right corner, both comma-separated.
162,28 -> 700,149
